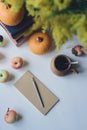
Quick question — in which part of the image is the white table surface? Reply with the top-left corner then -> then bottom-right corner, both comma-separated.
0,25 -> 87,130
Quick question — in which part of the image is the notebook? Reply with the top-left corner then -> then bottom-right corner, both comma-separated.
14,71 -> 59,115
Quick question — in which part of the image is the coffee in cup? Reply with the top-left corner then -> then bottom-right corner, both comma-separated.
50,54 -> 78,76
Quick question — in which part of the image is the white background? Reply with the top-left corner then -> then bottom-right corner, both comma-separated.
0,25 -> 87,130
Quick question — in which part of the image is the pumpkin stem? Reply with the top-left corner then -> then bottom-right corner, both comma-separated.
0,0 -> 11,9
6,4 -> 11,9
37,37 -> 43,42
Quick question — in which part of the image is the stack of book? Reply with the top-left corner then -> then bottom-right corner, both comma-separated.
0,11 -> 33,46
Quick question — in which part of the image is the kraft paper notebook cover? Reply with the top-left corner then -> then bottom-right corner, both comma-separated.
14,71 -> 59,115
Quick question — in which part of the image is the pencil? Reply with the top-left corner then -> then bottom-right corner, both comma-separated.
32,77 -> 44,108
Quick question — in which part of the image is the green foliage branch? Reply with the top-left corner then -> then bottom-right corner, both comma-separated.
2,0 -> 87,49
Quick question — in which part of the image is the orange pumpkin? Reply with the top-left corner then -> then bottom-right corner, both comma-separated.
0,2 -> 25,26
28,32 -> 52,55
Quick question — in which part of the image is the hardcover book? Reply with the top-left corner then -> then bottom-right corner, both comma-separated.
0,11 -> 33,46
